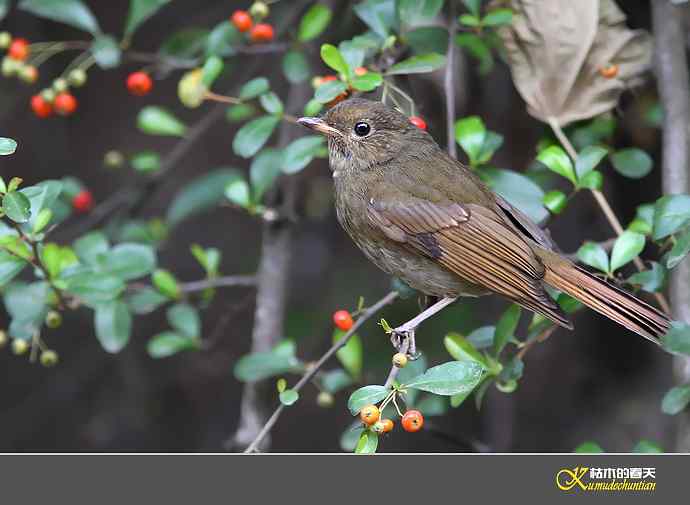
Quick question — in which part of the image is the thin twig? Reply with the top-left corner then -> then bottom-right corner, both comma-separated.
243,291 -> 399,453
444,1 -> 458,159
548,118 -> 672,314
180,275 -> 257,292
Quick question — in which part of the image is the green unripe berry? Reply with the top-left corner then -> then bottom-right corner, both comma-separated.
316,391 -> 334,408
67,68 -> 87,87
0,32 -> 11,50
249,1 -> 269,20
103,150 -> 124,168
45,310 -> 62,328
40,349 -> 59,367
392,352 -> 408,368
1,56 -> 18,77
52,77 -> 68,93
11,339 -> 29,355
40,88 -> 56,102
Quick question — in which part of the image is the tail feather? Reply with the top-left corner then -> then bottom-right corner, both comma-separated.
543,260 -> 671,344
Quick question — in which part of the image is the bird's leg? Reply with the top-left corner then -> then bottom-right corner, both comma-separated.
391,297 -> 458,356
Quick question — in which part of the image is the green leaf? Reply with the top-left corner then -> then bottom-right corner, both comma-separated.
576,242 -> 609,273
462,0 -> 481,16
627,262 -> 666,293
387,53 -> 446,75
661,383 -> 690,415
282,136 -> 325,174
167,303 -> 200,338
347,385 -> 389,415
395,355 -> 427,406
147,331 -> 198,358
2,192 -> 31,223
665,227 -> 690,269
406,26 -> 449,55
333,329 -> 362,379
460,15 -> 482,28
355,430 -> 378,454
415,394 -> 449,416
225,179 -> 251,208
350,71 -> 383,92
131,151 -> 161,173
610,231 -> 645,273
94,300 -> 132,353
91,35 -> 121,69
543,190 -> 567,214
481,168 -> 548,223
20,180 -> 63,231
64,271 -> 125,305
628,203 -> 655,235
152,269 -> 180,300
444,332 -> 488,367
282,50 -> 310,84
73,232 -> 109,265
467,325 -> 495,350
631,440 -> 663,453
0,241 -> 27,287
159,28 -> 209,59
0,0 -> 9,20
398,0 -> 443,25
537,145 -> 576,184
250,148 -> 283,202
3,281 -> 49,339
314,80 -> 348,103
477,132 -> 504,165
239,77 -> 270,100
403,361 -> 485,396
233,346 -> 300,382
662,322 -> 690,356
205,21 -> 241,57
610,148 -> 653,179
493,304 -> 522,356
575,145 -> 608,178
125,0 -> 171,37
232,115 -> 280,158
455,33 -> 493,74
137,106 -> 187,136
0,137 -> 17,155
167,169 -> 243,225
259,92 -> 284,115
354,0 -> 397,38
201,55 -> 223,87
226,103 -> 256,122
127,287 -> 167,315
320,44 -> 350,78
18,0 -> 100,34
578,170 -> 603,191
40,243 -> 76,279
574,441 -> 604,453
298,4 -> 332,42
454,116 -> 485,165
190,244 -> 220,276
303,99 -> 323,117
106,243 -> 157,281
279,389 -> 299,406
653,194 -> 690,240
482,8 -> 513,26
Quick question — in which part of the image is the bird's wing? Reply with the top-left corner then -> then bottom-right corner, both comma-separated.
368,197 -> 572,328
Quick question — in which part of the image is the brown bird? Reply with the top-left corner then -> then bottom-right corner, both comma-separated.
298,98 -> 670,352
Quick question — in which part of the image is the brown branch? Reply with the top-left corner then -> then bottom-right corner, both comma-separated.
444,1 -> 458,159
243,291 -> 399,453
180,275 -> 257,292
652,0 -> 690,452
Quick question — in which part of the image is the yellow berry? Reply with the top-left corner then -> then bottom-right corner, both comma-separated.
392,352 -> 408,368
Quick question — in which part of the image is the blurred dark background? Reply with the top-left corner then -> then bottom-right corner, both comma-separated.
0,0 -> 678,452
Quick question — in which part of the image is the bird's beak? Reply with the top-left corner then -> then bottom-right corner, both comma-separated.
297,117 -> 341,137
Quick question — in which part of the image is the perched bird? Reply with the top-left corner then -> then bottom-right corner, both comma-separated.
298,98 -> 670,352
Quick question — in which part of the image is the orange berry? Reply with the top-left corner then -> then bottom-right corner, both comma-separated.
8,38 -> 29,61
250,23 -> 274,43
359,404 -> 380,426
127,71 -> 153,96
30,94 -> 53,118
54,92 -> 77,116
409,116 -> 427,130
72,190 -> 93,213
380,419 -> 394,433
401,410 -> 424,433
322,75 -> 337,83
354,66 -> 368,76
231,10 -> 253,32
599,64 -> 619,78
333,310 -> 353,331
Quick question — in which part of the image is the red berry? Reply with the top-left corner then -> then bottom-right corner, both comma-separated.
231,10 -> 253,32
401,410 -> 424,433
409,116 -> 427,130
599,64 -> 619,79
354,67 -> 368,76
126,71 -> 153,96
8,38 -> 29,61
250,23 -> 274,43
30,95 -> 53,118
333,310 -> 353,331
72,190 -> 93,213
54,92 -> 77,116
322,75 -> 338,83
359,405 -> 380,426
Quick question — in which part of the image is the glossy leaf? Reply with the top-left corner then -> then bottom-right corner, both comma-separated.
661,384 -> 690,415
279,389 -> 299,406
653,194 -> 690,240
2,192 -> 31,223
610,231 -> 645,272
627,262 -> 666,293
298,4 -> 332,42
483,8 -> 513,26
125,0 -> 171,37
0,137 -> 17,155
543,190 -> 567,214
239,77 -> 270,100
353,0 -> 397,38
137,106 -> 187,136
403,360 -> 485,396
333,329 -> 362,379
610,148 -> 653,179
314,80 -> 348,103
167,169 -> 243,225
131,151 -> 161,173
398,0 -> 443,25
91,35 -> 121,69
444,332 -> 488,367
282,136 -> 325,174
575,145 -> 608,178
106,243 -> 157,281
147,331 -> 198,358
350,71 -> 383,92
224,179 -> 251,208
94,300 -> 132,353
250,148 -> 283,202
662,322 -> 690,356
354,430 -> 378,454
282,50 -> 310,84
665,227 -> 690,269
387,53 -> 446,75
18,0 -> 100,34
537,145 -> 576,184
167,303 -> 200,338
232,115 -> 280,158
576,242 -> 609,273
233,346 -> 300,382
347,385 -> 389,415
454,116 -> 485,165
493,304 -> 522,355
152,269 -> 180,300
320,44 -> 350,77
481,168 -> 548,224
259,92 -> 283,115
201,55 -> 223,87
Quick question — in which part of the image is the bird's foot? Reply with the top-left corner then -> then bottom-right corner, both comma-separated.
390,325 -> 420,359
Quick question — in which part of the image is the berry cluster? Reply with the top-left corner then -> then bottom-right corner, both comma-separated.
231,2 -> 274,43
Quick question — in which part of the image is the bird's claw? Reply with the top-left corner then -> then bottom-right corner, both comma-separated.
390,327 -> 417,356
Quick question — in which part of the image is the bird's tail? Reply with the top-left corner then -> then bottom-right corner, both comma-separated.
541,253 -> 671,344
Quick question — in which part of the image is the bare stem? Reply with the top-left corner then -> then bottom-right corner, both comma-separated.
444,1 -> 458,159
243,291 -> 399,453
180,275 -> 257,292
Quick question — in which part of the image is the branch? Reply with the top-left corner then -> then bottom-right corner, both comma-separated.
179,275 -> 256,293
444,1 -> 458,159
243,291 -> 399,453
652,0 -> 690,452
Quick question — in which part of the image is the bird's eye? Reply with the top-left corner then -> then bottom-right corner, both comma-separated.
353,121 -> 371,137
